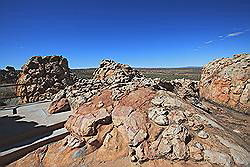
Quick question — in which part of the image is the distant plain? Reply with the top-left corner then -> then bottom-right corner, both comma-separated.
72,67 -> 202,81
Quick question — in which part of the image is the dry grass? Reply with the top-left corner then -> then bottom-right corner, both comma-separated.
137,67 -> 202,81
71,67 -> 202,81
0,85 -> 18,106
71,68 -> 95,79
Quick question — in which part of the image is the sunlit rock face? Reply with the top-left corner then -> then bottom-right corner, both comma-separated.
199,53 -> 250,113
10,59 -> 250,167
48,59 -> 145,113
16,55 -> 76,103
93,59 -> 142,82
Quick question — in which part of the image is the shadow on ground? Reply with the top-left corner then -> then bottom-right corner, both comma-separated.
0,115 -> 52,152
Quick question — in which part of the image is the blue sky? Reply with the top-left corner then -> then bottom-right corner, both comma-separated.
0,0 -> 249,69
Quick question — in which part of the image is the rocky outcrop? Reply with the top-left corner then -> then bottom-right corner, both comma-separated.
48,60 -> 200,114
170,79 -> 199,100
16,56 -> 77,103
11,80 -> 250,167
11,59 -> 250,167
47,59 -> 159,113
199,53 -> 250,113
0,66 -> 18,84
93,59 -> 142,82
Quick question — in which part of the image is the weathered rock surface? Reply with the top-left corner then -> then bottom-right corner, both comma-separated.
16,56 -> 76,103
47,59 -> 162,113
0,66 -> 18,84
199,53 -> 250,113
48,90 -> 70,114
170,79 -> 199,100
93,59 -> 142,82
9,59 -> 250,167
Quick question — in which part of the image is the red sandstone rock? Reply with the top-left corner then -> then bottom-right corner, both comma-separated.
48,98 -> 70,114
8,59 -> 250,167
199,53 -> 250,113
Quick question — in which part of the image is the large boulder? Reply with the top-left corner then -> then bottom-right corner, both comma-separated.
16,56 -> 77,103
199,54 -> 250,113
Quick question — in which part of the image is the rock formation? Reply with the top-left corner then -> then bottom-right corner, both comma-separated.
10,59 -> 250,167
0,66 -> 18,84
16,56 -> 76,103
48,59 -> 144,113
93,59 -> 142,82
199,53 -> 250,113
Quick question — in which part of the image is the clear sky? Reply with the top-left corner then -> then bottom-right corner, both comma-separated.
0,0 -> 249,69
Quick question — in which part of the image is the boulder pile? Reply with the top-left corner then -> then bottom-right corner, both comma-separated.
0,66 -> 18,84
16,56 -> 76,103
199,53 -> 250,113
93,59 -> 142,82
48,59 -> 158,114
12,59 -> 249,167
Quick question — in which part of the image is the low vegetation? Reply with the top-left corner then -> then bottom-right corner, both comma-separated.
71,67 -> 202,81
0,85 -> 18,106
